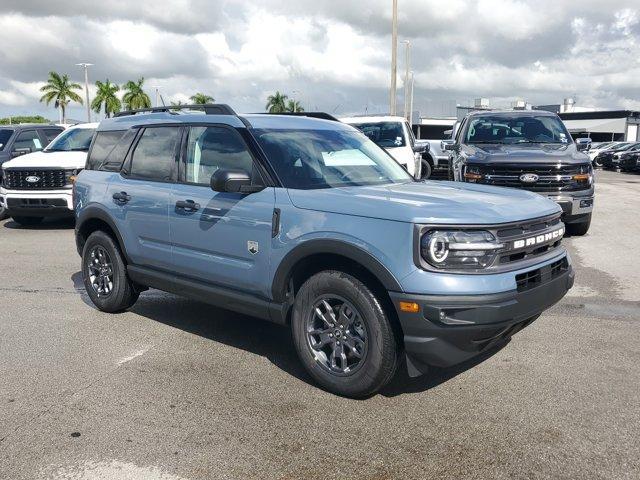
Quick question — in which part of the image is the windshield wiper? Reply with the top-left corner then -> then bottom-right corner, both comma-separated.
470,141 -> 505,144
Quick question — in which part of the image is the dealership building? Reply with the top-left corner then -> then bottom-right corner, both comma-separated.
557,110 -> 640,142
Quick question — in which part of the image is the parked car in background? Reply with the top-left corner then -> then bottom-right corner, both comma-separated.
74,105 -> 573,398
588,141 -> 617,167
619,148 -> 640,172
341,116 -> 426,179
445,110 -> 594,235
0,124 -> 64,219
596,142 -> 640,170
0,123 -> 97,226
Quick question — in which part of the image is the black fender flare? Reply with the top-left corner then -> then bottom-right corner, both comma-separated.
271,239 -> 403,303
75,205 -> 129,261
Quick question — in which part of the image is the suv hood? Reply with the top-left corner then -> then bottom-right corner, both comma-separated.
1,150 -> 87,170
287,181 -> 560,225
463,143 -> 589,165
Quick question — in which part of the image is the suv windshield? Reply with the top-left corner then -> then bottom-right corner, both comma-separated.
46,127 -> 95,152
465,115 -> 571,145
0,129 -> 13,150
254,128 -> 411,189
350,122 -> 406,148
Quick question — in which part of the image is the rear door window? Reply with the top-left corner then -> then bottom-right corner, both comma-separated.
129,127 -> 181,181
0,129 -> 13,151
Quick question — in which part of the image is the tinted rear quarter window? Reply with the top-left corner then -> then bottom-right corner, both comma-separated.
129,127 -> 180,181
0,129 -> 13,150
43,128 -> 64,143
86,131 -> 126,170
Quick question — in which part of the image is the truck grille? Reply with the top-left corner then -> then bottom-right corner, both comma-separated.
496,214 -> 564,265
516,258 -> 568,292
475,164 -> 591,192
3,169 -> 67,190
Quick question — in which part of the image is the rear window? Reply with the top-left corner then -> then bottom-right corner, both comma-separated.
0,129 -> 13,151
350,122 -> 406,148
85,131 -> 127,171
43,128 -> 64,144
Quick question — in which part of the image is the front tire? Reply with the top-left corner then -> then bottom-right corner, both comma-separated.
420,159 -> 432,180
11,216 -> 43,226
82,230 -> 139,313
567,214 -> 591,236
291,271 -> 399,398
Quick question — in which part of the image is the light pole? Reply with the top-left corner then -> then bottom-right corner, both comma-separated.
402,40 -> 411,121
390,0 -> 398,115
76,63 -> 93,122
292,90 -> 299,112
153,86 -> 160,107
409,71 -> 415,125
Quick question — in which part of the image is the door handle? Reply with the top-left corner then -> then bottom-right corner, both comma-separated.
175,199 -> 200,212
112,191 -> 131,203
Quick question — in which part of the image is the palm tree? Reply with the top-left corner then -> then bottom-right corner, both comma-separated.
91,80 -> 121,118
122,77 -> 151,110
170,100 -> 185,106
286,99 -> 304,113
189,93 -> 215,104
39,71 -> 83,124
265,91 -> 288,113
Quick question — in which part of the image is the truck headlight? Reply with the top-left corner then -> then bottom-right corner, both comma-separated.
64,169 -> 82,186
420,230 -> 504,269
463,165 -> 483,182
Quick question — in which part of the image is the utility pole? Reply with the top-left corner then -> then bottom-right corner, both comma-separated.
402,40 -> 411,121
76,63 -> 93,122
153,86 -> 160,107
389,0 -> 398,115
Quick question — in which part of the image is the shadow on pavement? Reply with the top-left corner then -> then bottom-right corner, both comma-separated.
70,271 -> 509,398
3,217 -> 75,230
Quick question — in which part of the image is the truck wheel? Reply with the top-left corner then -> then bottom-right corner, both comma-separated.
82,230 -> 139,313
0,205 -> 8,221
11,216 -> 43,226
291,270 -> 399,398
420,159 -> 432,180
567,214 -> 591,236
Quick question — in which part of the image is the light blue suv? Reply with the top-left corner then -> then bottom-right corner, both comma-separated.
74,105 -> 574,398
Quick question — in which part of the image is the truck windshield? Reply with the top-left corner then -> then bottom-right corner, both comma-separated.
0,129 -> 13,151
349,122 -> 406,148
465,115 -> 571,145
254,128 -> 412,189
46,128 -> 95,152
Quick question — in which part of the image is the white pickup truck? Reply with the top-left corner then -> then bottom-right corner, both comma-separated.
341,116 -> 429,179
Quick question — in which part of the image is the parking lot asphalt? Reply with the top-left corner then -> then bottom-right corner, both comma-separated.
1,169 -> 639,480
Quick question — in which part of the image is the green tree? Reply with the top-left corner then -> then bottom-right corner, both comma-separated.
91,80 -> 121,118
39,71 -> 83,124
122,77 -> 151,110
286,99 -> 304,113
265,91 -> 288,113
189,93 -> 215,104
0,115 -> 50,125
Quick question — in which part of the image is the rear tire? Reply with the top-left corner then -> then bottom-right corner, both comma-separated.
291,270 -> 399,398
11,216 -> 43,226
82,230 -> 139,313
567,214 -> 591,236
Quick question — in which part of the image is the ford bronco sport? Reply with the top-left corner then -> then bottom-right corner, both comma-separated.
74,104 -> 574,398
445,111 -> 594,236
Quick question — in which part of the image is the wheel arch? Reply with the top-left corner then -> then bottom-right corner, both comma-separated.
75,206 -> 129,262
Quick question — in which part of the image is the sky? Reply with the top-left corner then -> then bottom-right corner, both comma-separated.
0,0 -> 639,121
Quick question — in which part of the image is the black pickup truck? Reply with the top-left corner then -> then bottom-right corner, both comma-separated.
445,110 -> 594,235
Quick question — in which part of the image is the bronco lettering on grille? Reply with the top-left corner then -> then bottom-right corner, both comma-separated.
512,227 -> 564,250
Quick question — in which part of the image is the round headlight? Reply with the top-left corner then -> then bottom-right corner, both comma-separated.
428,235 -> 449,263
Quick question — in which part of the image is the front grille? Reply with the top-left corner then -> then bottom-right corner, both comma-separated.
3,169 -> 67,190
475,164 -> 591,192
496,215 -> 564,266
516,258 -> 568,292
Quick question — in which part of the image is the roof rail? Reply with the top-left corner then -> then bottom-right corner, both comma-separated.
113,104 -> 237,118
262,112 -> 340,122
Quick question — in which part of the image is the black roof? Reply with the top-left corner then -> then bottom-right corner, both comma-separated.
558,110 -> 640,120
0,123 -> 63,131
466,109 -> 556,118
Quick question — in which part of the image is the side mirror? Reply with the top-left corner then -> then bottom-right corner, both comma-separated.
11,147 -> 31,158
210,168 -> 263,194
441,140 -> 456,151
413,141 -> 429,154
576,138 -> 591,151
443,129 -> 453,137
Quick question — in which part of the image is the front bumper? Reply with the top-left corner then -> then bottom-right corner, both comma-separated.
545,188 -> 593,223
391,261 -> 574,376
0,188 -> 73,217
